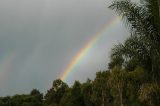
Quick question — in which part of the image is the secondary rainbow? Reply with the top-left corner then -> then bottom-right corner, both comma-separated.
0,50 -> 16,83
59,16 -> 121,82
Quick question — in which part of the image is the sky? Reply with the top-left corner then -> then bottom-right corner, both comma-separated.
0,0 -> 129,96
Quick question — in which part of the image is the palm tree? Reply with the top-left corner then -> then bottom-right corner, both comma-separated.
109,0 -> 160,82
110,36 -> 151,79
109,0 -> 160,42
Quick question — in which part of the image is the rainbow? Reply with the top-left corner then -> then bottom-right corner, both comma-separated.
59,16 -> 121,82
0,50 -> 16,83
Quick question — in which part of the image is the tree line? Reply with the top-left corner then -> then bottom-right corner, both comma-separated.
0,0 -> 160,106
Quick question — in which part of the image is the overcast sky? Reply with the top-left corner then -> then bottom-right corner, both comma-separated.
0,0 -> 129,96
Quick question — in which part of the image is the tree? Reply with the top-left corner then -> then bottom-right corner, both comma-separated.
125,67 -> 146,106
0,96 -> 12,106
70,81 -> 84,106
109,0 -> 160,82
59,89 -> 73,106
44,79 -> 68,106
60,81 -> 84,106
110,36 -> 151,77
30,89 -> 43,106
108,67 -> 127,106
92,71 -> 113,106
139,83 -> 160,106
81,79 -> 94,106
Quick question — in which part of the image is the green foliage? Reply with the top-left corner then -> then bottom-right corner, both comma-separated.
92,71 -> 113,106
59,89 -> 73,106
109,0 -> 160,82
108,67 -> 127,106
0,89 -> 43,106
59,81 -> 84,106
139,83 -> 160,106
81,79 -> 94,106
70,81 -> 84,106
108,0 -> 160,105
44,79 -> 68,106
1,0 -> 160,106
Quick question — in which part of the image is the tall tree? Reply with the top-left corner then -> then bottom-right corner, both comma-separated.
108,67 -> 127,106
81,79 -> 94,106
109,0 -> 160,82
70,81 -> 84,106
92,71 -> 112,106
44,79 -> 68,106
30,89 -> 43,106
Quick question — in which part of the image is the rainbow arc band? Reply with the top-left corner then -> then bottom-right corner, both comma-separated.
0,50 -> 16,82
59,16 -> 121,82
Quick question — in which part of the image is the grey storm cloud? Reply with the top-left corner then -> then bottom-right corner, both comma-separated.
0,0 -> 129,96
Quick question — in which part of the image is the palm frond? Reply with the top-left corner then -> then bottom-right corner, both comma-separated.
109,0 -> 160,44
